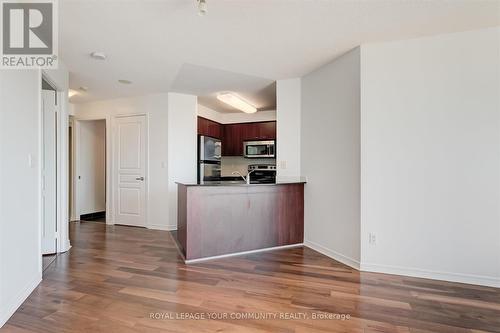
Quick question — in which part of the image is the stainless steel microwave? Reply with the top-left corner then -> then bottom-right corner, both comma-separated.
243,140 -> 275,158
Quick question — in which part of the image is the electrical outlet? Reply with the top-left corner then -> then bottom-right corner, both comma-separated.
280,160 -> 287,169
369,233 -> 377,245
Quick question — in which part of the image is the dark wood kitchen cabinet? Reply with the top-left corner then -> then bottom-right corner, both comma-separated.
197,117 -> 222,139
222,123 -> 244,156
198,117 -> 276,156
222,121 -> 276,156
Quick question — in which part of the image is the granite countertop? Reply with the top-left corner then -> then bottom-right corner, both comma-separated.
176,177 -> 307,187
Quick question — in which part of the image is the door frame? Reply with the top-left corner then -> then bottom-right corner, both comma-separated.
74,113 -> 149,227
73,116 -> 112,224
39,72 -> 71,265
111,113 -> 150,228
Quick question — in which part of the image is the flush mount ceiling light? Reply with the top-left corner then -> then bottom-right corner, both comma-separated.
197,0 -> 207,16
118,79 -> 132,84
90,52 -> 106,60
68,89 -> 78,98
217,93 -> 257,114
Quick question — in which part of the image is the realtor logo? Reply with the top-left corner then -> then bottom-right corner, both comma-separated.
1,0 -> 58,68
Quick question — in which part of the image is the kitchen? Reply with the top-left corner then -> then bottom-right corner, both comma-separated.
198,111 -> 277,185
176,84 -> 305,262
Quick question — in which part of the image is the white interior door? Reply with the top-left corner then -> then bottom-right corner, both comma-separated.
113,115 -> 147,227
42,90 -> 57,254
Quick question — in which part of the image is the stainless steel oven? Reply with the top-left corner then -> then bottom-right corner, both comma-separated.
243,140 -> 275,158
248,164 -> 276,184
198,135 -> 222,184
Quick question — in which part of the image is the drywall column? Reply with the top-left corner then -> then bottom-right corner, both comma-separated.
167,93 -> 197,231
360,28 -> 500,287
301,48 -> 361,268
276,78 -> 301,180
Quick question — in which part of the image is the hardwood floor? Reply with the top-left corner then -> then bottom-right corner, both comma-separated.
42,254 -> 57,272
2,221 -> 500,332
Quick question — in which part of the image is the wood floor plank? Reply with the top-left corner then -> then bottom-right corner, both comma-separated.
2,221 -> 500,333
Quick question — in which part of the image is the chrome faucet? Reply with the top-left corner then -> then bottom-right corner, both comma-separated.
232,170 -> 255,185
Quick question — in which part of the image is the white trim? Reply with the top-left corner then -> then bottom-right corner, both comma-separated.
361,263 -> 500,288
304,240 -> 361,270
147,224 -> 177,231
41,72 -> 71,254
0,275 -> 41,327
185,243 -> 304,264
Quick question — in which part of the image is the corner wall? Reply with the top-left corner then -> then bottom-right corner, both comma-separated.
0,70 -> 42,327
276,78 -> 301,180
301,48 -> 361,268
167,93 -> 198,231
0,63 -> 70,327
360,28 -> 500,287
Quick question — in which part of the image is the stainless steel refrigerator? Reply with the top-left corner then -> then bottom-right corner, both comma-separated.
198,135 -> 222,184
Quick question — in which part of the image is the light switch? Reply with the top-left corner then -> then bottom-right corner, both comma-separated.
28,154 -> 34,168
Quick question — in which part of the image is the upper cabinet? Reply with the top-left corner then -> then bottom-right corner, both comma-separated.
197,117 -> 276,156
198,117 -> 222,139
222,121 -> 276,156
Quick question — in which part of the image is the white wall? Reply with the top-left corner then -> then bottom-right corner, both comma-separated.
0,70 -> 42,327
0,63 -> 69,327
360,28 -> 500,287
301,48 -> 361,268
198,104 -> 276,123
168,93 -> 198,230
276,78 -> 301,180
78,120 -> 106,215
74,94 -> 170,230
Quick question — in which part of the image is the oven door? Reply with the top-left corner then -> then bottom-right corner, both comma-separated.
244,141 -> 275,158
198,162 -> 221,184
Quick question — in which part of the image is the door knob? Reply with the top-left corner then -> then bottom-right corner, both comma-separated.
136,177 -> 145,181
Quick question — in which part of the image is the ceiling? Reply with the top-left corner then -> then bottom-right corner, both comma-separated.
171,64 -> 276,113
61,0 -> 500,104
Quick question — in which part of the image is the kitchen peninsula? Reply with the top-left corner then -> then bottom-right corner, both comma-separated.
176,181 -> 305,262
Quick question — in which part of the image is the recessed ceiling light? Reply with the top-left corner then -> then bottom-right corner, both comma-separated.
68,89 -> 78,98
197,0 -> 207,16
217,93 -> 257,114
118,79 -> 132,84
90,52 -> 106,60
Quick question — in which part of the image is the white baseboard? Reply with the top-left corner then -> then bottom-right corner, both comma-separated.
147,224 -> 177,231
0,274 -> 42,328
185,243 -> 303,264
59,238 -> 71,253
304,240 -> 360,270
361,263 -> 500,288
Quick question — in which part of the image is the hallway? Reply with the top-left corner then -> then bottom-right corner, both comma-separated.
2,222 -> 500,332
